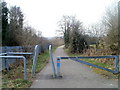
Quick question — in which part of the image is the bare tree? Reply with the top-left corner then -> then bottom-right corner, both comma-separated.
57,15 -> 71,47
57,15 -> 88,53
102,1 -> 118,51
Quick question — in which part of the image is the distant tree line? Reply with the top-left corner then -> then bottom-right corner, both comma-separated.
49,37 -> 64,46
1,1 -> 49,46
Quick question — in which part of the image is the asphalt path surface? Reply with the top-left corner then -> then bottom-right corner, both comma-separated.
31,46 -> 118,88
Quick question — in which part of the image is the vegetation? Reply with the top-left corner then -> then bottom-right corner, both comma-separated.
1,1 -> 59,88
57,1 -> 120,54
1,0 -> 120,88
1,1 -> 51,88
36,51 -> 50,73
101,1 -> 119,52
2,57 -> 33,88
49,37 -> 64,47
2,2 -> 9,46
57,16 -> 88,53
2,46 -> 57,88
1,1 -> 49,46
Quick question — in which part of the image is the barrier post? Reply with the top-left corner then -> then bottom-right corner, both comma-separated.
114,56 -> 119,73
6,53 -> 9,71
49,45 -> 57,78
57,57 -> 61,77
23,56 -> 27,80
32,45 -> 39,77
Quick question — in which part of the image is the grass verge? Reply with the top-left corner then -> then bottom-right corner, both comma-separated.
2,46 -> 57,88
64,48 -> 119,80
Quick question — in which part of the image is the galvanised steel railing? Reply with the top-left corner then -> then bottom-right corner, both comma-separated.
49,45 -> 57,78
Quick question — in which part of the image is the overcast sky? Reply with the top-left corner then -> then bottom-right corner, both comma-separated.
5,0 -> 115,37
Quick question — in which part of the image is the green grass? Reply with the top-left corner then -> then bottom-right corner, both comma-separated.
82,59 -> 113,69
36,50 -> 50,73
2,59 -> 33,88
2,46 -> 57,88
2,78 -> 32,88
36,46 -> 57,73
64,48 -> 119,80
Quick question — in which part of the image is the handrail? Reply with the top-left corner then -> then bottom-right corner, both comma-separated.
0,56 -> 27,80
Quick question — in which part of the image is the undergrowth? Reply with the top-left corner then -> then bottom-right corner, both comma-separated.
2,46 -> 57,88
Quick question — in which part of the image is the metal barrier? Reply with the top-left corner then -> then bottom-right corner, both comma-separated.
5,52 -> 33,71
6,45 -> 39,77
57,55 -> 120,77
0,45 -> 39,77
0,44 -> 49,70
57,57 -> 61,77
0,56 -> 27,80
32,45 -> 39,77
0,46 -> 34,70
49,45 -> 57,78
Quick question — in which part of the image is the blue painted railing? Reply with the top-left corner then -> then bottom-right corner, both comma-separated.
57,55 -> 120,77
0,46 -> 34,70
0,44 -> 49,80
0,44 -> 49,71
0,56 -> 27,80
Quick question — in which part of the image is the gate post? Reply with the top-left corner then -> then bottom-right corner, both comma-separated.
57,57 -> 61,78
49,45 -> 57,78
114,56 -> 119,73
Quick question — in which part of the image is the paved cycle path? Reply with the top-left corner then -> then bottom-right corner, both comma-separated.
30,46 -> 118,88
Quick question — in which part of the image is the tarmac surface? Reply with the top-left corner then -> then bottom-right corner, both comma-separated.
30,46 -> 118,88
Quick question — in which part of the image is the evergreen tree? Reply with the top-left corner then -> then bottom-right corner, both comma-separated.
9,6 -> 24,46
1,1 -> 9,45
